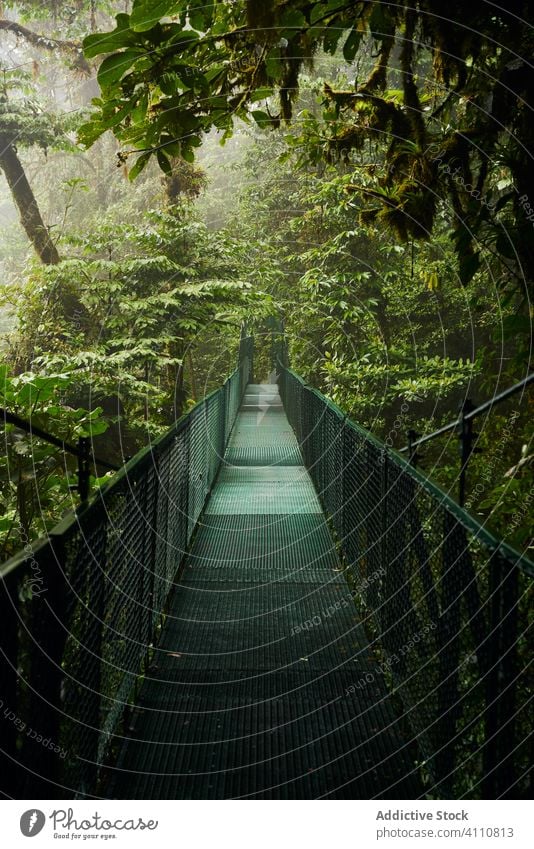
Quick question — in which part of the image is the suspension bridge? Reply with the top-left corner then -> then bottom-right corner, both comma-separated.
0,332 -> 531,799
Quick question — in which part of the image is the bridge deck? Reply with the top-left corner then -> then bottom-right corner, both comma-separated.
106,385 -> 421,799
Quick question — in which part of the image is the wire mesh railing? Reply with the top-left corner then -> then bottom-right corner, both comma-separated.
278,364 -> 533,799
0,337 -> 252,798
399,372 -> 534,506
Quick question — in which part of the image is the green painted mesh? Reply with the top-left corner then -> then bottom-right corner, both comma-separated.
278,365 -> 533,799
0,342 -> 252,797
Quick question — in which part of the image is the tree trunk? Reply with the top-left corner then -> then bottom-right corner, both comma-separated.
0,139 -> 60,264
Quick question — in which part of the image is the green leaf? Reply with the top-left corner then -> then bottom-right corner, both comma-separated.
204,66 -> 226,83
265,51 -> 282,79
279,9 -> 307,30
157,149 -> 172,173
323,23 -> 342,55
206,94 -> 228,109
159,73 -> 179,95
167,29 -> 200,48
77,119 -> 109,147
343,27 -> 362,61
0,515 -> 15,532
97,50 -> 142,91
84,15 -> 140,58
250,110 -> 270,127
130,0 -> 178,32
501,314 -> 532,339
249,87 -> 274,103
458,251 -> 480,285
425,271 -> 440,291
131,91 -> 149,124
128,152 -> 151,180
81,420 -> 109,436
310,0 -> 342,25
369,5 -> 390,40
310,4 -> 327,25
181,146 -> 195,163
159,136 -> 182,156
86,406 -> 104,420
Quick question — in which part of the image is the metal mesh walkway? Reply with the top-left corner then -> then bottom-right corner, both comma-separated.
106,384 -> 421,799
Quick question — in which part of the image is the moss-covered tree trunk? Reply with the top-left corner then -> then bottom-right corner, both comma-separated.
0,138 -> 60,264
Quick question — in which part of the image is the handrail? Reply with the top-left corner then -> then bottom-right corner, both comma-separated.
1,407 -> 119,502
269,320 -> 531,460
1,408 -> 118,470
399,371 -> 533,505
273,317 -> 532,506
272,314 -> 534,508
0,335 -> 253,797
1,337 -> 254,571
278,360 -> 532,799
399,371 -> 533,453
277,361 -> 534,576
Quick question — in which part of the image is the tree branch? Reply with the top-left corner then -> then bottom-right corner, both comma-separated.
0,19 -> 90,72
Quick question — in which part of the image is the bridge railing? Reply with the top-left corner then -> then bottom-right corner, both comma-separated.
0,338 -> 252,798
278,364 -> 533,799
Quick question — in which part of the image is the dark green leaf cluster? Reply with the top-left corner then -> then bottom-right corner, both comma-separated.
0,66 -> 74,150
80,1 -> 534,296
0,365 -> 109,557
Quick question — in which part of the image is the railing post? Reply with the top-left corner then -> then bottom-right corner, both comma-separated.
248,334 -> 254,385
149,447 -> 161,612
483,554 -> 519,798
77,435 -> 91,503
407,428 -> 420,467
458,398 -> 475,507
434,513 -> 470,795
0,572 -> 23,795
24,536 -> 70,795
141,457 -> 158,638
381,448 -> 389,577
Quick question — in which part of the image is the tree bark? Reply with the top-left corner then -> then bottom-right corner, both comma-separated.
0,19 -> 91,75
0,139 -> 60,264
0,18 -> 87,60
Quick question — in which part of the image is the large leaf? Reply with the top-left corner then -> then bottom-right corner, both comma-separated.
167,29 -> 200,48
249,86 -> 274,103
458,250 -> 480,285
130,0 -> 178,32
157,149 -> 172,173
323,23 -> 342,55
496,232 -> 517,260
279,9 -> 307,30
369,4 -> 390,40
501,314 -> 532,340
83,14 -> 141,58
343,27 -> 362,61
250,110 -> 271,127
79,419 -> 109,437
188,0 -> 214,30
128,152 -> 151,180
310,0 -> 346,25
97,50 -> 142,91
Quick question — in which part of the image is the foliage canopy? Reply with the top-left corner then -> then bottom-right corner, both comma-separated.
81,0 -> 534,293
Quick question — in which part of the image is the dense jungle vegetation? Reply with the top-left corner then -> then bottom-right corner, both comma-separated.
0,0 -> 532,559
